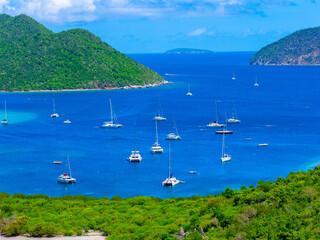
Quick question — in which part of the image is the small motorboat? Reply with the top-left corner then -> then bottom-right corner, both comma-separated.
257,143 -> 268,147
153,114 -> 166,121
54,161 -> 62,164
64,119 -> 71,124
245,137 -> 252,140
216,130 -> 233,134
188,171 -> 197,174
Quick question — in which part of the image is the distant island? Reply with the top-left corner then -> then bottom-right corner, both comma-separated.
165,48 -> 214,54
250,26 -> 320,65
0,14 -> 164,92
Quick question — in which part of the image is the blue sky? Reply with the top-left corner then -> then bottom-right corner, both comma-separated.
1,0 -> 320,53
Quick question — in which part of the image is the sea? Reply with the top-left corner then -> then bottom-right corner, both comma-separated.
0,52 -> 319,199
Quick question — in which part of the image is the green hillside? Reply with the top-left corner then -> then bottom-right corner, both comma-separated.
0,14 -> 164,91
1,166 -> 320,239
250,26 -> 320,65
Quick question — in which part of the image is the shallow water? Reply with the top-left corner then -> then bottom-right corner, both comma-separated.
0,52 -> 319,198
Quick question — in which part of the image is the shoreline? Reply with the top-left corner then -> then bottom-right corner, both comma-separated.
0,80 -> 172,93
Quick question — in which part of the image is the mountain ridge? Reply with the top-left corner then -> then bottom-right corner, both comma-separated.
249,26 -> 320,65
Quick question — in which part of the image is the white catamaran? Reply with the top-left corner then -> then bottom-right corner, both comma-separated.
254,77 -> 259,87
150,120 -> 163,153
57,151 -> 76,184
207,100 -> 225,128
127,121 -> 142,162
166,120 -> 181,140
101,99 -> 123,128
51,98 -> 59,118
221,127 -> 231,162
1,100 -> 8,125
162,144 -> 180,186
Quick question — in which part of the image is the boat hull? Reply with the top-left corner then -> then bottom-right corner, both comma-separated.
101,123 -> 123,128
150,148 -> 163,154
51,113 -> 59,118
162,178 -> 180,186
216,131 -> 233,134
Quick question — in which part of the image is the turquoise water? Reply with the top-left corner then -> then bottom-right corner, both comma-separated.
0,52 -> 319,198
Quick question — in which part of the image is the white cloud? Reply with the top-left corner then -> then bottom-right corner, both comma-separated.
0,0 -> 297,23
188,28 -> 206,36
2,0 -> 98,23
0,0 -> 10,11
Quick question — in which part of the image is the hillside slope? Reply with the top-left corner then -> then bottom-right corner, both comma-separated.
250,26 -> 320,65
0,14 -> 164,91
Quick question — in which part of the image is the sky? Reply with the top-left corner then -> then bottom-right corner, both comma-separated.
0,0 -> 320,53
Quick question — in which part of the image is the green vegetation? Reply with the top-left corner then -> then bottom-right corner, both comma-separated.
250,26 -> 320,65
165,48 -> 214,54
1,166 -> 320,239
0,14 -> 163,91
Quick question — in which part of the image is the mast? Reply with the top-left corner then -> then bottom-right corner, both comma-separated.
188,84 -> 190,93
168,144 -> 171,178
53,98 -> 55,114
66,150 -> 72,177
155,120 -> 159,144
174,120 -> 179,136
215,99 -> 219,122
134,120 -> 136,151
159,101 -> 164,117
221,126 -> 225,158
109,99 -> 113,124
232,101 -> 238,119
4,100 -> 7,119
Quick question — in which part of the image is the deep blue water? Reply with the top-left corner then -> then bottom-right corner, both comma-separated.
0,52 -> 319,198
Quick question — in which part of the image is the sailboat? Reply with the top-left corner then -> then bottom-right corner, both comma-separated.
221,127 -> 231,162
227,102 -> 241,124
101,99 -> 123,128
150,120 -> 163,153
166,120 -> 181,140
51,98 -> 59,118
57,151 -> 76,184
207,100 -> 225,128
186,84 -> 192,96
1,100 -> 8,125
232,72 -> 236,80
254,77 -> 259,87
127,121 -> 142,162
153,101 -> 166,121
162,144 -> 180,186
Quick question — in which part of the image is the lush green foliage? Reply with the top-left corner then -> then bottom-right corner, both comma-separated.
250,26 -> 320,65
165,48 -> 214,54
1,166 -> 320,239
0,14 -> 163,91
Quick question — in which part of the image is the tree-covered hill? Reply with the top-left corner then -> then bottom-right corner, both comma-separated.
0,14 -> 164,91
250,26 -> 320,65
1,166 -> 320,239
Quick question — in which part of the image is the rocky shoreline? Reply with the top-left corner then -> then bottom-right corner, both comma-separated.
0,81 -> 171,93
